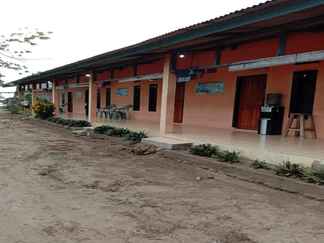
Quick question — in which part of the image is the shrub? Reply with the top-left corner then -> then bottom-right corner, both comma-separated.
190,144 -> 219,157
70,120 -> 91,127
217,150 -> 240,163
94,125 -> 146,142
7,103 -> 23,114
275,161 -> 305,178
251,160 -> 270,170
311,168 -> 324,181
47,117 -> 91,127
5,98 -> 23,114
107,128 -> 130,137
304,168 -> 324,185
94,125 -> 114,134
32,99 -> 55,119
125,131 -> 147,143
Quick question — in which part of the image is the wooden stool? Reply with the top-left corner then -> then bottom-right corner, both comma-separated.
284,113 -> 317,138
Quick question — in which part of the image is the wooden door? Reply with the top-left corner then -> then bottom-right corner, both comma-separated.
67,92 -> 73,113
234,75 -> 267,130
173,82 -> 186,123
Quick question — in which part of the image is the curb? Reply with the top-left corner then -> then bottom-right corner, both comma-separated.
160,150 -> 324,201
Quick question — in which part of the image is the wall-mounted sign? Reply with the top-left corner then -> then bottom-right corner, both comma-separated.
176,68 -> 204,83
116,88 -> 128,96
196,81 -> 224,95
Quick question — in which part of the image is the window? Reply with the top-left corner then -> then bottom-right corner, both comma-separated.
133,86 -> 141,111
97,89 -> 101,109
148,84 -> 158,112
290,70 -> 317,114
106,88 -> 111,107
61,93 -> 65,106
67,92 -> 73,113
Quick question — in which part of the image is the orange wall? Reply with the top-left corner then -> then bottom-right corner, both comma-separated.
182,67 -> 236,128
286,32 -> 324,54
181,61 -> 324,138
221,38 -> 279,64
109,80 -> 162,122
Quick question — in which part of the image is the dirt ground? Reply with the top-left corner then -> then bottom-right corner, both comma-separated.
0,110 -> 324,243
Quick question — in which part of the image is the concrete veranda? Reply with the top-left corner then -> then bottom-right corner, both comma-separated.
96,117 -> 324,166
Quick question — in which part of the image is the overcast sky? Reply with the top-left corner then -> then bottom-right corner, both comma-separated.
1,0 -> 267,94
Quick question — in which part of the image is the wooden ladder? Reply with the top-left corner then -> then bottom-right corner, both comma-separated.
284,113 -> 317,138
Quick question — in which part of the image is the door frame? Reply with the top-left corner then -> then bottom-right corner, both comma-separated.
173,82 -> 186,124
232,74 -> 267,129
289,70 -> 318,115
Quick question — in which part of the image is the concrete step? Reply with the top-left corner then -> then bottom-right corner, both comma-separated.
143,136 -> 193,150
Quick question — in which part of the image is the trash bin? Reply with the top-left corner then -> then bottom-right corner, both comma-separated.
260,118 -> 270,135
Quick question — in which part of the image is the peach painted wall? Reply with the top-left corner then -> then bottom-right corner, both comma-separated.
181,61 -> 324,138
57,88 -> 87,116
182,67 -> 236,128
109,80 -> 162,122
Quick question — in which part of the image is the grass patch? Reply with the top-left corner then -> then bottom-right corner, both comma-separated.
94,125 -> 147,143
93,125 -> 114,134
251,160 -> 270,170
190,144 -> 240,163
191,144 -> 324,186
275,161 -> 305,178
47,117 -> 91,128
217,150 -> 240,163
304,168 -> 324,185
190,144 -> 219,157
125,131 -> 148,143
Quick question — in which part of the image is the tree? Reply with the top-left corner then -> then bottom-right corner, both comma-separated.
0,28 -> 52,85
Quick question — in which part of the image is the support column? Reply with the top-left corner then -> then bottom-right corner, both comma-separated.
31,88 -> 36,107
160,54 -> 177,135
88,74 -> 97,123
52,80 -> 60,115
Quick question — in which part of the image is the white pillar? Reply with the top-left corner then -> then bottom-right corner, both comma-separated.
160,54 -> 177,135
52,80 -> 56,104
88,74 -> 97,123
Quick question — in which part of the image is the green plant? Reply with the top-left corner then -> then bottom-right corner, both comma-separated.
94,125 -> 115,134
251,160 -> 270,170
304,168 -> 324,185
23,92 -> 32,106
5,98 -> 23,114
125,131 -> 147,143
190,144 -> 219,157
6,103 -> 22,114
275,161 -> 305,178
107,128 -> 130,137
217,150 -> 240,163
32,99 -> 55,119
47,117 -> 91,127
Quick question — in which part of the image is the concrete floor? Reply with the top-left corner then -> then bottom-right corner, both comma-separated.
96,118 -> 324,166
62,114 -> 324,166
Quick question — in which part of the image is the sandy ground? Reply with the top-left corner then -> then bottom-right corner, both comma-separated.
0,110 -> 324,243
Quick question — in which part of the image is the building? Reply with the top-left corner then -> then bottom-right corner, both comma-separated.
9,0 -> 324,165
